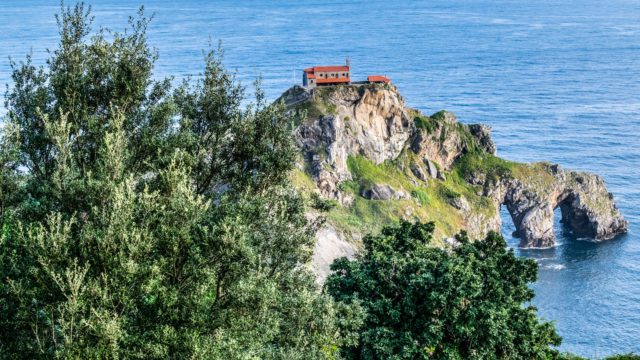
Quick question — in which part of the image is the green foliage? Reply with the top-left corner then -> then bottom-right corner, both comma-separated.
346,155 -> 402,191
0,122 -> 22,222
414,115 -> 436,134
604,355 -> 640,360
295,87 -> 340,118
454,151 -> 515,183
438,185 -> 460,200
411,189 -> 431,206
294,101 -> 324,120
558,353 -> 640,360
323,155 -> 495,241
454,152 -> 559,201
326,221 -> 562,359
5,4 -> 172,222
0,4 -> 359,359
430,110 -> 447,122
311,193 -> 339,212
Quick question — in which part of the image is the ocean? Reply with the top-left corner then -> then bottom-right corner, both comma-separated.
1,0 -> 638,357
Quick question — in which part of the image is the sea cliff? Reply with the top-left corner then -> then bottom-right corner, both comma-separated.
280,84 -> 628,279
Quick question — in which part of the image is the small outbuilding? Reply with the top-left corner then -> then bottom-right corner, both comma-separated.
367,75 -> 391,84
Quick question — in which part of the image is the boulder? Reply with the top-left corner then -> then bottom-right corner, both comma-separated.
312,224 -> 357,283
425,159 -> 438,178
449,196 -> 471,213
362,184 -> 408,201
410,163 -> 428,181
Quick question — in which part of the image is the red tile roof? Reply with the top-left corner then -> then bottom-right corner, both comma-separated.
368,75 -> 391,84
306,73 -> 316,79
316,77 -> 350,84
313,65 -> 349,73
304,65 -> 350,73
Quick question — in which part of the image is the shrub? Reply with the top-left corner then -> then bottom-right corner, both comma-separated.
311,192 -> 339,212
326,221 -> 562,359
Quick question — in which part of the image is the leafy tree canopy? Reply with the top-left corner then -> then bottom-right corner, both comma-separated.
326,222 -> 562,359
0,3 -> 360,359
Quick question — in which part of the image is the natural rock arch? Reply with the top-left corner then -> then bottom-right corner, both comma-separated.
497,166 -> 628,248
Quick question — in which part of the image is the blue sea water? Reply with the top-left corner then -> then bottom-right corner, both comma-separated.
1,1 -> 639,357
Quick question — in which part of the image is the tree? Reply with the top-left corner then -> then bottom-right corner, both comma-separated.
0,4 -> 359,358
0,122 -> 21,223
4,4 -> 173,222
326,221 -> 562,359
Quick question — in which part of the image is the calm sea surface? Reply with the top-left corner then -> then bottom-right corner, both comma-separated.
1,1 -> 639,357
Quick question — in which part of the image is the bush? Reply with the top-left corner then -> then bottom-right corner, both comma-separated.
310,192 -> 339,212
605,355 -> 640,360
326,221 -> 562,359
438,185 -> 460,200
414,115 -> 436,134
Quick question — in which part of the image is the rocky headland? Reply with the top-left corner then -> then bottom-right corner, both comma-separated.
280,84 -> 628,279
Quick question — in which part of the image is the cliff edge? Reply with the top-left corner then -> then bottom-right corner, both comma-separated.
280,84 -> 628,279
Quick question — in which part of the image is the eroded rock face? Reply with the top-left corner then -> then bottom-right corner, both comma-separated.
468,124 -> 497,155
485,166 -> 628,248
410,111 -> 495,170
295,85 -> 413,200
312,224 -> 358,283
556,170 -> 628,241
497,178 -> 557,248
410,113 -> 462,171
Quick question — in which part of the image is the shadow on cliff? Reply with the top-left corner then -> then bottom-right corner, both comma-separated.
503,206 -> 629,264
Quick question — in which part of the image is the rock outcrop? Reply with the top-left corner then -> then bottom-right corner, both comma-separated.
468,124 -> 497,155
291,85 -> 413,200
484,165 -> 628,248
410,111 -> 497,170
312,225 -> 358,283
282,84 -> 628,278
